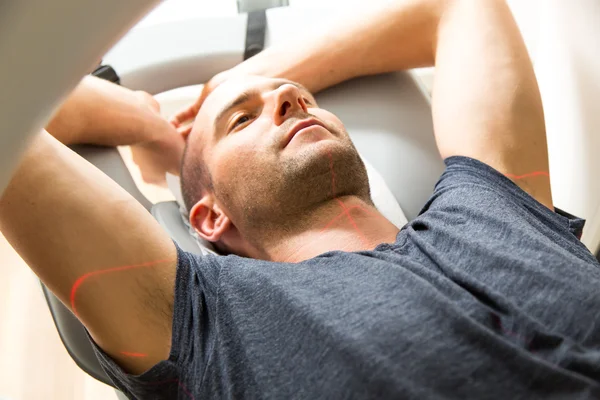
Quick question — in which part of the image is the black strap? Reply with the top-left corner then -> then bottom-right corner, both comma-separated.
92,64 -> 120,85
244,10 -> 267,60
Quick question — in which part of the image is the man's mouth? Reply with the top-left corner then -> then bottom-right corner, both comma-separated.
283,118 -> 327,148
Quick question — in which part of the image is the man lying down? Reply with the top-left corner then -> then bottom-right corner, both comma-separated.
2,0 -> 600,398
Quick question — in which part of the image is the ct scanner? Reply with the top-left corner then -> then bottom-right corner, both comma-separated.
0,0 -> 599,397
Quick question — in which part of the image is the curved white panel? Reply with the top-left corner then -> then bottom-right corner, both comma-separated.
104,14 -> 247,93
0,0 -> 159,195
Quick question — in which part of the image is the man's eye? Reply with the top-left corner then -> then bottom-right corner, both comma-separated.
232,114 -> 251,129
303,98 -> 312,105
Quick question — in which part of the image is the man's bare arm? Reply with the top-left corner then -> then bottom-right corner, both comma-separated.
431,0 -> 550,208
47,75 -> 165,146
220,0 -> 552,209
47,76 -> 185,185
1,128 -> 177,372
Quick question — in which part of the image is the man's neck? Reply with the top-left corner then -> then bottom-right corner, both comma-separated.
259,196 -> 400,263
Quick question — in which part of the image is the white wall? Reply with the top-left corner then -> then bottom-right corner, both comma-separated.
519,0 -> 600,251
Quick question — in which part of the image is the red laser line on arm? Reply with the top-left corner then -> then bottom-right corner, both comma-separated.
120,351 -> 148,358
70,258 -> 172,317
504,171 -> 549,180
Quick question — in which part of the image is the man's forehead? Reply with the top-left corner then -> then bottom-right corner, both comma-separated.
191,75 -> 309,139
206,76 -> 262,112
203,75 -> 303,117
188,76 -> 260,142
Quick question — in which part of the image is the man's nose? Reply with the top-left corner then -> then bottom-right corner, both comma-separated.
272,84 -> 308,126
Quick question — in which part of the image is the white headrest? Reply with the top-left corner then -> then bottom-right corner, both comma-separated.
155,85 -> 407,255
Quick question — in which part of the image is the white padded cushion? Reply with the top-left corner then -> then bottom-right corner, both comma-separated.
155,85 -> 408,255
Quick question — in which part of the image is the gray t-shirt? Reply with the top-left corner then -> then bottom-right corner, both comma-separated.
92,156 -> 600,399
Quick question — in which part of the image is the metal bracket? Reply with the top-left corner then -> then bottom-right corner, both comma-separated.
237,0 -> 288,14
244,10 -> 267,60
92,64 -> 120,85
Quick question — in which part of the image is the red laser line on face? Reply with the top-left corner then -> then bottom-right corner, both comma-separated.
504,171 -> 549,180
327,150 -> 337,198
70,258 -> 172,318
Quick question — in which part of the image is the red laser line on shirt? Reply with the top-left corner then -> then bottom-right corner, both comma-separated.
143,378 -> 195,400
504,171 -> 549,180
70,258 -> 172,317
492,314 -> 529,345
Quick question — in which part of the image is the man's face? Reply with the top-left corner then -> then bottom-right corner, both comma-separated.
188,75 -> 370,247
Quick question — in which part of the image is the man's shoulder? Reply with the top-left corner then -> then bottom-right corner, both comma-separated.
415,156 -> 591,264
426,156 -> 558,223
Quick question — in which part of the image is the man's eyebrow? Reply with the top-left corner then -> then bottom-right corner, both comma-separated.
213,80 -> 312,131
213,90 -> 256,131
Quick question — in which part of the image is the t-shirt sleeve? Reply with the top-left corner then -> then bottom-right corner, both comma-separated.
417,156 -> 592,262
85,243 -> 219,399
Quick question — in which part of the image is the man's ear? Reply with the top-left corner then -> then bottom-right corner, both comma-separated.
189,195 -> 231,242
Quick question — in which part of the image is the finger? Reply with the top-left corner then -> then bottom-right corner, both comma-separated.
171,107 -> 194,124
140,170 -> 168,187
178,125 -> 193,140
175,104 -> 199,124
155,177 -> 169,188
168,165 -> 181,177
171,84 -> 209,125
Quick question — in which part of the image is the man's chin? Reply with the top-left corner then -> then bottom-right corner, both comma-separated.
284,137 -> 344,163
224,137 -> 370,236
282,139 -> 368,199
